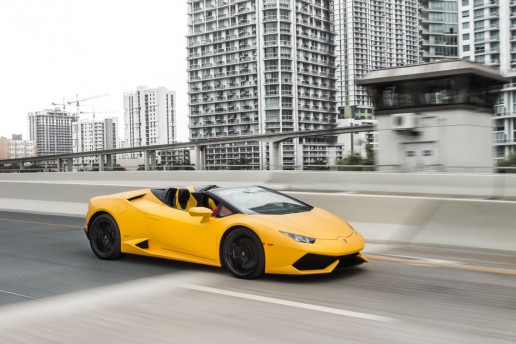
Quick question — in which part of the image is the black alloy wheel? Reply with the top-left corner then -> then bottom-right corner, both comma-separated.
89,214 -> 123,260
222,228 -> 265,279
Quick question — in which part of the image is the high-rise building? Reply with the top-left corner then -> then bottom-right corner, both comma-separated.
28,108 -> 78,156
123,86 -> 176,149
420,0 -> 459,62
187,0 -> 340,169
459,0 -> 516,161
72,117 -> 118,169
333,0 -> 421,120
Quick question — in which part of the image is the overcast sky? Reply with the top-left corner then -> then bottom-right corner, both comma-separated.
0,0 -> 189,141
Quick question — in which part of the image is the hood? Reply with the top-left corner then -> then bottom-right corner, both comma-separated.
252,207 -> 354,240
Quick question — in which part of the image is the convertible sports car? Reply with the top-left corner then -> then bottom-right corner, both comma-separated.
84,185 -> 367,279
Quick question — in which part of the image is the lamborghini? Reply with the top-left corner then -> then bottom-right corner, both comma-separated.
84,185 -> 367,279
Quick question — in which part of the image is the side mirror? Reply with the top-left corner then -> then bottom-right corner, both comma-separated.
188,207 -> 213,222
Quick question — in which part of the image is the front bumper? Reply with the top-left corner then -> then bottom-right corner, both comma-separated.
264,230 -> 367,275
293,252 -> 368,271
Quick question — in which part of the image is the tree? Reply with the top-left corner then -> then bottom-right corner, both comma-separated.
337,145 -> 376,171
497,152 -> 516,173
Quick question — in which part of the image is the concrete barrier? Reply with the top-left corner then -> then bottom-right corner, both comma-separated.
0,172 -> 515,253
2,170 -> 516,199
289,192 -> 516,253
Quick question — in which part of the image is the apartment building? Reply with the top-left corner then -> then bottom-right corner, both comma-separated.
459,0 -> 516,161
72,117 -> 118,169
9,139 -> 36,159
333,0 -> 421,120
123,86 -> 176,149
420,0 -> 459,62
28,108 -> 78,156
187,0 -> 340,169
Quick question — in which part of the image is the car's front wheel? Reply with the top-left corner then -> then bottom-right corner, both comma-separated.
221,228 -> 264,279
89,214 -> 123,260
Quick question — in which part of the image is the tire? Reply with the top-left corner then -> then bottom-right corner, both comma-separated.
89,214 -> 123,260
221,228 -> 265,279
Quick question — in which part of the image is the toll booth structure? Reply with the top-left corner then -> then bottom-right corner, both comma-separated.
358,60 -> 508,173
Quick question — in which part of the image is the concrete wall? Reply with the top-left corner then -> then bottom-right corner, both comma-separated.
377,110 -> 494,173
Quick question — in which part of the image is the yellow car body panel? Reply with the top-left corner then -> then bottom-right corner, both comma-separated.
85,187 -> 366,276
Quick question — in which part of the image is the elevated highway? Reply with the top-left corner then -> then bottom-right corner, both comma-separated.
0,125 -> 375,171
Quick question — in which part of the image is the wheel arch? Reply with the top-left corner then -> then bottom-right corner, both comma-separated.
87,210 -> 115,238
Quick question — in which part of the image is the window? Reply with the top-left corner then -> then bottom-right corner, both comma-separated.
462,10 -> 469,18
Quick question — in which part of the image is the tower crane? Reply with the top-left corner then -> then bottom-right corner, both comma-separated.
67,94 -> 109,118
51,98 -> 67,110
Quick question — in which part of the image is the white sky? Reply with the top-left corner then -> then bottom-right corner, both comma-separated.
0,0 -> 189,141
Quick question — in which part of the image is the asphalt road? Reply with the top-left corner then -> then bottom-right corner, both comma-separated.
0,211 -> 515,343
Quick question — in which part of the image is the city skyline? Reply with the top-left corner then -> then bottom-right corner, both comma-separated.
0,0 -> 190,141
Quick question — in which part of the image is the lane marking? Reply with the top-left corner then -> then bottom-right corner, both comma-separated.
0,217 -> 82,229
0,289 -> 40,301
179,284 -> 396,323
367,254 -> 516,276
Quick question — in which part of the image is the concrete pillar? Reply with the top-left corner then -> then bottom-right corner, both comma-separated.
57,159 -> 62,172
270,142 -> 281,170
99,155 -> 105,171
19,161 -> 25,171
150,151 -> 157,170
67,158 -> 73,172
106,154 -> 113,171
194,146 -> 205,170
144,151 -> 150,171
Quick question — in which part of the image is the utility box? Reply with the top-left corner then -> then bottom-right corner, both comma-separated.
358,60 -> 508,173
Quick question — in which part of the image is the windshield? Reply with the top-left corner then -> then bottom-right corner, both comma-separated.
210,186 -> 313,215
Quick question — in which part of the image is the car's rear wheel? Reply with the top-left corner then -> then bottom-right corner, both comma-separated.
222,228 -> 264,279
89,214 -> 123,260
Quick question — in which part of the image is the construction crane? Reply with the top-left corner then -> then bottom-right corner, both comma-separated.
67,94 -> 109,118
80,108 -> 119,121
51,98 -> 67,110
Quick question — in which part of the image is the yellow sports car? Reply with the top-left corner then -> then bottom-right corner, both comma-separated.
85,185 -> 367,279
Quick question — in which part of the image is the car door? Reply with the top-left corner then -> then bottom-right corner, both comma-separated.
146,204 -> 219,261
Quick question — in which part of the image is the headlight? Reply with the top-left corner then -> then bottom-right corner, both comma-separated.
280,231 -> 316,244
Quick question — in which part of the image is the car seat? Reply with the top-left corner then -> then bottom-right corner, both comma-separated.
175,188 -> 197,210
164,188 -> 177,207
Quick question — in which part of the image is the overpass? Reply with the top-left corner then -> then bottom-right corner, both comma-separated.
0,125 -> 375,171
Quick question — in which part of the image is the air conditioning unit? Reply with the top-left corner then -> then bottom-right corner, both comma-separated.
391,113 -> 418,131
